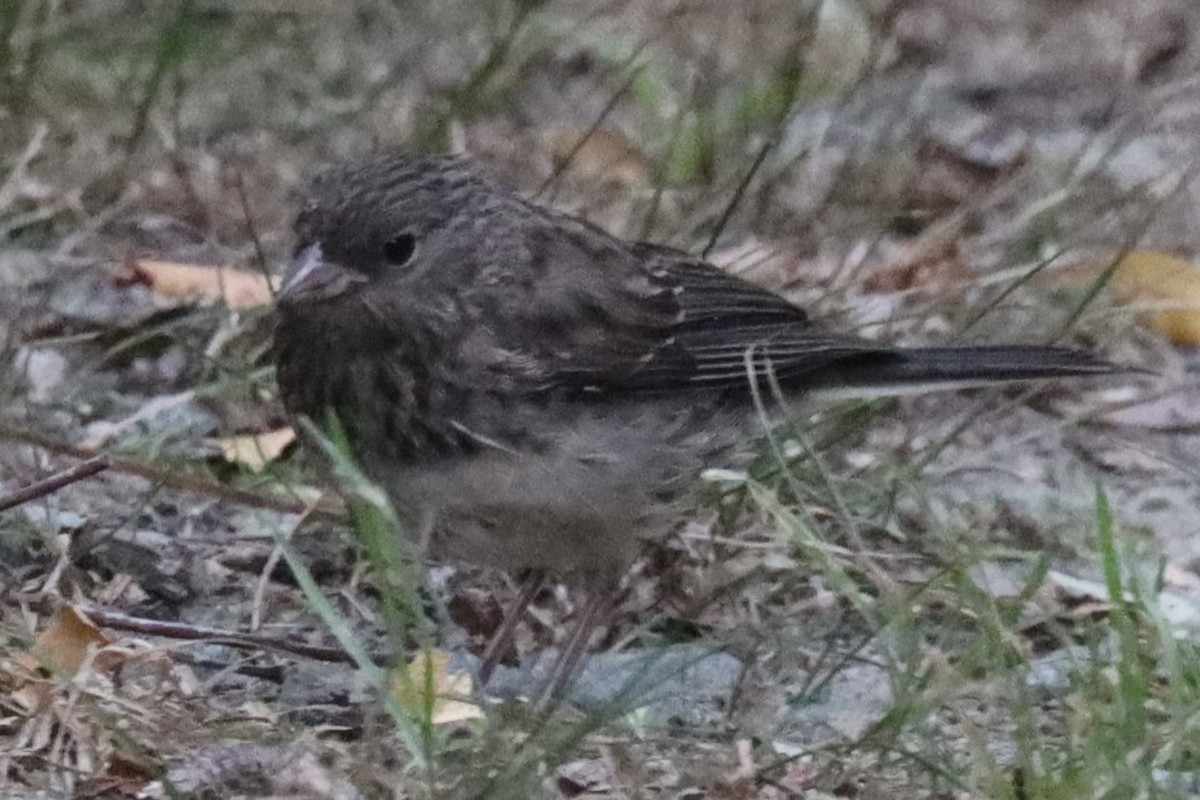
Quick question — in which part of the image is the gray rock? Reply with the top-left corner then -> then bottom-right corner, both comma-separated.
454,643 -> 744,726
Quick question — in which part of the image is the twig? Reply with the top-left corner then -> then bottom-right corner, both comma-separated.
171,650 -> 288,683
535,63 -> 647,200
251,499 -> 320,632
0,456 -> 109,512
701,134 -> 775,259
125,1 -> 193,157
230,168 -> 271,287
80,606 -> 384,666
0,420 -> 343,519
0,121 -> 48,211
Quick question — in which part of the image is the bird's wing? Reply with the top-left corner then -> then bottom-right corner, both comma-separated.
452,226 -> 890,396
617,245 -> 893,392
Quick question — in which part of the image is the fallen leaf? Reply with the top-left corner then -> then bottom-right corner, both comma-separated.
207,427 -> 296,472
547,128 -> 651,188
1109,250 -> 1200,343
127,259 -> 278,309
12,606 -> 114,713
392,649 -> 484,725
19,605 -> 112,677
1058,250 -> 1200,344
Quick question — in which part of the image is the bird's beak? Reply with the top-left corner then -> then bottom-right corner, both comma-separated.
277,244 -> 367,305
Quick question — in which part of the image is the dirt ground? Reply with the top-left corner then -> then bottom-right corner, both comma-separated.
3,1 -> 1200,798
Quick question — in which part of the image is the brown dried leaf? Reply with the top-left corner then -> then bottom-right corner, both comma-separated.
547,128 -> 651,188
19,605 -> 111,677
12,606 -> 114,714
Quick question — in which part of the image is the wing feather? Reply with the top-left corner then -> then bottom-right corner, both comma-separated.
445,215 -> 892,396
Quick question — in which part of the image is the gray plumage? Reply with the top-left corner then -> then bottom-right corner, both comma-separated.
273,153 -> 1117,578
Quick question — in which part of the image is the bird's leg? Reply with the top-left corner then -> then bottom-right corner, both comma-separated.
477,569 -> 544,686
535,583 -> 616,711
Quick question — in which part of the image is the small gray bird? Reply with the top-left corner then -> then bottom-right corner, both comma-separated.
273,153 -> 1116,681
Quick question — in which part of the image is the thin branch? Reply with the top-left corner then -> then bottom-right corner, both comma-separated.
124,1 -> 193,157
231,167 -> 272,291
0,456 -> 109,512
535,63 -> 647,200
701,135 -> 775,259
0,420 -> 342,519
80,606 -> 383,666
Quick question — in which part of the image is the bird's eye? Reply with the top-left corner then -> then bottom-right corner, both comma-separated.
383,232 -> 417,266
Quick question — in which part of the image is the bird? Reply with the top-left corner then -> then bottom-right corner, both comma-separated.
272,152 -> 1119,693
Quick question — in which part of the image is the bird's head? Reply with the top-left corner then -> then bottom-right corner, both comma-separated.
276,153 -> 502,312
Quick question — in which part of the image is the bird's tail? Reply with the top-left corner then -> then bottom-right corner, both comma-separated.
807,345 -> 1125,399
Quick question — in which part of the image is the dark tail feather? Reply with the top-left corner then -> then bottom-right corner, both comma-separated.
808,345 -> 1125,397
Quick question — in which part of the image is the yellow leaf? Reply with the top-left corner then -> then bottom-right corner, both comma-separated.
392,649 -> 484,725
1107,250 -> 1200,343
207,428 -> 296,472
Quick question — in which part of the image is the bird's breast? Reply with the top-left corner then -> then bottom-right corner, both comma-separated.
276,324 -> 478,462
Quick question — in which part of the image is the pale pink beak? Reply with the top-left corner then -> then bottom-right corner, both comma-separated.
277,244 -> 367,305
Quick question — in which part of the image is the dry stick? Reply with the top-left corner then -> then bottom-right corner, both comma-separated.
477,570 -> 545,685
251,499 -> 321,633
535,587 -> 615,713
79,606 -> 379,666
230,167 -> 272,289
534,62 -> 647,200
0,456 -> 109,512
0,421 -> 343,519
